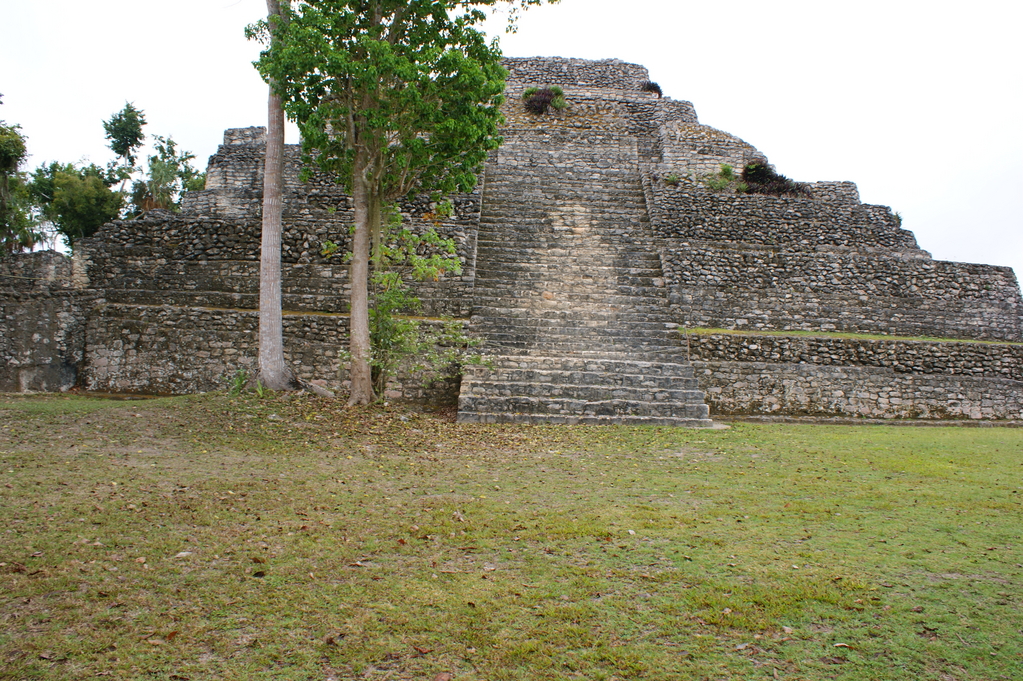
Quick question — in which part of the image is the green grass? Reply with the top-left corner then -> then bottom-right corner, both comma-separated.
685,327 -> 1023,346
1,393 -> 1021,680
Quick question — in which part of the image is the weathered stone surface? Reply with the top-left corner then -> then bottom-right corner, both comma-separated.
2,56 -> 1021,422
694,360 -> 1023,421
0,252 -> 88,392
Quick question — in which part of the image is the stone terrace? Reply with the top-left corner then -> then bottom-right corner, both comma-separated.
2,56 -> 1021,421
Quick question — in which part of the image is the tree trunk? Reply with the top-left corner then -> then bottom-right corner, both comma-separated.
256,0 -> 298,391
348,152 -> 375,405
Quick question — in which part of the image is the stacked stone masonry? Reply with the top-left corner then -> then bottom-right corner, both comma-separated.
2,56 -> 1021,421
0,252 -> 89,392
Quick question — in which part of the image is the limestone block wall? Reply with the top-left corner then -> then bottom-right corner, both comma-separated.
84,304 -> 458,403
82,128 -> 483,318
661,241 -> 1023,341
643,182 -> 1023,341
656,122 -> 761,177
685,332 -> 1023,420
0,252 -> 88,392
695,361 -> 1023,421
687,333 -> 1023,381
503,57 -> 650,93
649,182 -> 918,250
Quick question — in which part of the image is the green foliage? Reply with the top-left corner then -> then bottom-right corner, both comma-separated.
254,380 -> 269,399
702,163 -> 753,193
228,369 -> 250,397
0,121 -> 41,255
103,102 -> 147,167
251,1 -> 511,203
522,85 -> 567,114
28,162 -> 122,248
664,173 -> 681,186
0,122 -> 27,174
320,239 -> 342,258
702,163 -> 732,191
330,206 -> 482,398
741,159 -> 811,196
0,173 -> 42,255
128,135 -> 205,216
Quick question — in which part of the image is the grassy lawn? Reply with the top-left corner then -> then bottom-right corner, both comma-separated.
1,393 -> 1020,680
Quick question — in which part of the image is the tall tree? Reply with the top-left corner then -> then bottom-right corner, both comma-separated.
255,0 -> 299,392
103,103 -> 147,191
253,0 -> 555,404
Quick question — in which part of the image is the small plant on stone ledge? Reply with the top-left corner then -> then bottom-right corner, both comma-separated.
641,81 -> 663,98
740,160 -> 811,197
702,164 -> 746,192
664,173 -> 682,186
522,86 -> 568,115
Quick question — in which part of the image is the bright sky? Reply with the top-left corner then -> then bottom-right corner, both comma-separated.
2,0 -> 1020,279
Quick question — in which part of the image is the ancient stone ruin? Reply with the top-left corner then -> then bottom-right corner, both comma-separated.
3,57 -> 1022,422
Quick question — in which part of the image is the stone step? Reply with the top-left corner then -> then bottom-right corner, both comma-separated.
472,321 -> 678,338
457,161 -> 711,427
478,208 -> 646,220
474,273 -> 665,289
464,365 -> 699,390
482,179 -> 645,191
470,310 -> 678,326
477,218 -> 646,228
479,350 -> 696,366
471,284 -> 672,302
473,252 -> 659,267
483,179 -> 642,188
470,318 -> 677,331
468,329 -> 679,345
474,245 -> 660,259
457,395 -> 710,421
460,379 -> 704,404
474,236 -> 658,249
455,411 -> 715,427
475,335 -> 681,353
472,258 -> 662,271
481,190 -> 646,200
470,317 -> 678,336
470,301 -> 675,319
477,339 -> 682,355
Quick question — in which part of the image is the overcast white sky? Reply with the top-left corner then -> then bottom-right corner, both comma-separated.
2,0 -> 1020,280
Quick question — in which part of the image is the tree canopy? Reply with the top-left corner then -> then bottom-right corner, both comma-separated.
103,102 -> 147,170
0,99 -> 42,255
29,162 -> 122,247
128,135 -> 205,216
250,0 -> 556,403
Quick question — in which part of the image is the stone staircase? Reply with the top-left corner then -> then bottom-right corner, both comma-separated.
457,156 -> 713,427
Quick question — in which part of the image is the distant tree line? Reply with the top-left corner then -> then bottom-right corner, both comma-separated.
0,98 -> 205,255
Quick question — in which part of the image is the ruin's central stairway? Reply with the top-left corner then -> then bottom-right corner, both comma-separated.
457,122 -> 713,426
